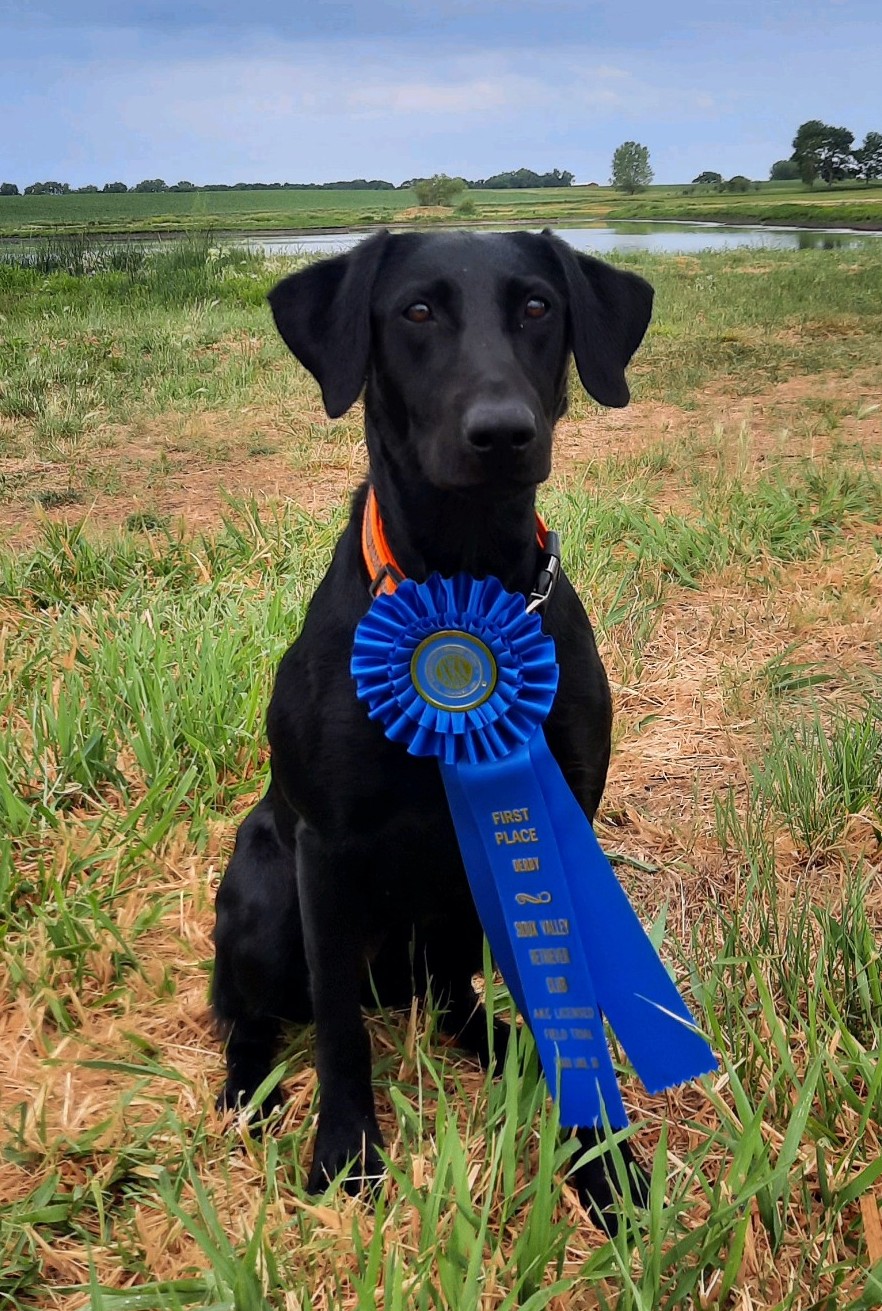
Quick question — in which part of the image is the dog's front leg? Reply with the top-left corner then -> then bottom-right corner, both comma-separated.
297,826 -> 384,1195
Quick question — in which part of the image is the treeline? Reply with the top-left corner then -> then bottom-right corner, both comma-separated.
777,121 -> 882,186
1,178 -> 398,196
466,168 -> 573,190
1,167 -> 574,197
684,121 -> 882,194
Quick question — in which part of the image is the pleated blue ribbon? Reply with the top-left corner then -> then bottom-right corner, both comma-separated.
351,574 -> 716,1128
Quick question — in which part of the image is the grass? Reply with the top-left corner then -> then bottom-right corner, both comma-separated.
1,180 -> 881,239
1,237 -> 881,1308
613,192 -> 882,231
751,695 -> 882,860
0,188 -> 416,237
1,237 -> 880,515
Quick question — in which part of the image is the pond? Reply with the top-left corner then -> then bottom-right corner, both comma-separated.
250,221 -> 882,258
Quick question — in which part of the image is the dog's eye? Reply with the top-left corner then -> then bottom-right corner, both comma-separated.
404,302 -> 432,323
524,297 -> 549,320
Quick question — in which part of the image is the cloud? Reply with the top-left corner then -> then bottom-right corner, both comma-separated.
347,78 -> 516,117
94,46 -> 719,166
0,32 -> 739,187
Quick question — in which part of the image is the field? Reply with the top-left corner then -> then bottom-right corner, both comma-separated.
1,180 -> 882,238
1,237 -> 882,1309
0,188 -> 411,237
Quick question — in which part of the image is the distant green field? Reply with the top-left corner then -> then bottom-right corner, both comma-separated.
1,180 -> 881,237
0,186 -> 415,236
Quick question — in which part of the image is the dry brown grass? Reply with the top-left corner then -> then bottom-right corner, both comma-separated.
3,365 -> 880,551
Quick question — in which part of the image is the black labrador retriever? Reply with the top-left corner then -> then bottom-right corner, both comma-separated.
212,229 -> 654,1220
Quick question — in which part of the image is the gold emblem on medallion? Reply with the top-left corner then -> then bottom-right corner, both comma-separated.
433,653 -> 475,691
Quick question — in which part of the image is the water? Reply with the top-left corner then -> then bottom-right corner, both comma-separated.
2,221 -> 878,267
250,221 -> 881,258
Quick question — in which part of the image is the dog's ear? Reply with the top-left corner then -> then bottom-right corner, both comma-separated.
267,230 -> 390,418
543,230 -> 653,408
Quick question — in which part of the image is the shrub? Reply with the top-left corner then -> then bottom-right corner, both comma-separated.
413,175 -> 467,207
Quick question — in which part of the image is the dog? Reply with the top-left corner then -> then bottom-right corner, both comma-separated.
212,229 -> 654,1222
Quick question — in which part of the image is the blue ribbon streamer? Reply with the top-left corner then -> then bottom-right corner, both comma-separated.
351,574 -> 717,1128
441,748 -> 629,1127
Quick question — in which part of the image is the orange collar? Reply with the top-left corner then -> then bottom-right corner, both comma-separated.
361,485 -> 406,597
361,485 -> 557,610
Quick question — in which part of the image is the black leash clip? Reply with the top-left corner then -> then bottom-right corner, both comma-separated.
525,530 -> 561,615
368,561 -> 405,597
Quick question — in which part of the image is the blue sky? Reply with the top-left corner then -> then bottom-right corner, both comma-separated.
2,0 -> 880,187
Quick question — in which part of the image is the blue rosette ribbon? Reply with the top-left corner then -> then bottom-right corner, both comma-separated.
351,573 -> 716,1128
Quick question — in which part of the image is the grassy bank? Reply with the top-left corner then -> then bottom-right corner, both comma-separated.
1,240 -> 881,1308
614,196 -> 882,230
1,181 -> 881,238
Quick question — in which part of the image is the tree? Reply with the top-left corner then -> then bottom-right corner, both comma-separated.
790,120 -> 854,187
170,180 -> 197,191
76,184 -> 99,193
24,180 -> 70,195
790,120 -> 827,186
103,181 -> 128,192
854,131 -> 882,185
0,182 -> 19,196
611,142 -> 653,193
723,174 -> 752,192
133,178 -> 168,193
818,125 -> 854,186
413,174 -> 466,206
692,171 -> 722,185
769,159 -> 800,181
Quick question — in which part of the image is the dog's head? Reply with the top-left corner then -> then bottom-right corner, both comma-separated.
268,230 -> 653,495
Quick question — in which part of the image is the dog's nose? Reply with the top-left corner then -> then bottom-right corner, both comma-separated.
463,400 -> 537,455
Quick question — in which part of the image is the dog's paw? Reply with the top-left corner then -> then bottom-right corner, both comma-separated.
307,1116 -> 385,1197
571,1130 -> 649,1235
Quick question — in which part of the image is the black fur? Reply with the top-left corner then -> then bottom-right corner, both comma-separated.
212,230 -> 653,1221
